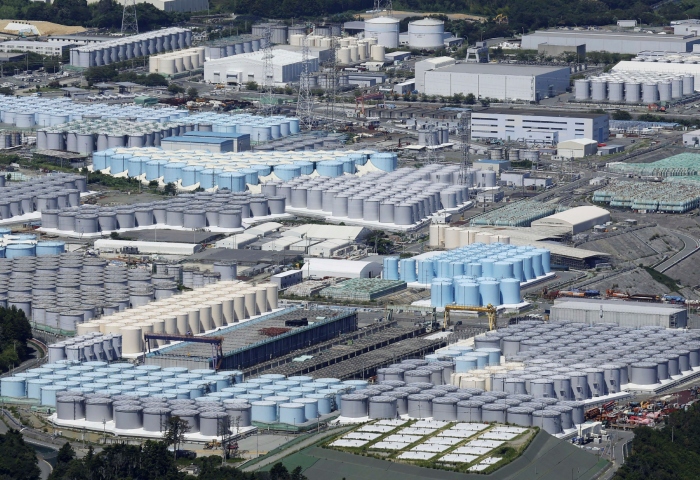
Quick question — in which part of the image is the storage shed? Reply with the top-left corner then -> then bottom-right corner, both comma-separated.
557,138 -> 598,158
301,258 -> 382,279
550,299 -> 687,328
531,206 -> 610,234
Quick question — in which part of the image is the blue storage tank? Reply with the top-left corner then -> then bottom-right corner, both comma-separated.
493,261 -> 513,280
288,118 -> 300,134
251,400 -> 277,422
164,162 -> 187,184
316,160 -> 344,177
341,157 -> 355,174
294,398 -> 319,420
181,165 -> 204,187
370,152 -> 398,172
109,154 -> 131,174
250,164 -> 272,177
36,241 -> 65,256
418,259 -> 435,284
92,150 -> 110,170
1,377 -> 26,397
509,258 -> 524,281
500,278 -> 521,305
400,258 -> 417,282
348,153 -> 367,166
41,385 -> 66,406
481,259 -> 495,277
455,282 -> 480,306
479,280 -> 501,306
437,259 -> 450,278
470,263 -> 483,277
0,228 -> 10,237
473,351 -> 489,369
293,161 -> 314,175
274,165 -> 302,181
530,252 -> 544,277
455,356 -> 478,373
536,249 -> 551,273
6,244 -> 36,258
279,403 -> 306,424
383,257 -> 399,280
145,159 -> 169,181
238,168 -> 259,185
127,157 -> 149,177
519,255 -> 534,281
476,348 -> 501,366
216,172 -> 247,192
305,393 -> 333,414
27,379 -> 52,399
449,261 -> 465,277
199,169 -> 222,189
431,278 -> 454,308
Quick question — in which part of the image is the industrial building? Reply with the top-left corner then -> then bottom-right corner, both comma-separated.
203,49 -> 317,85
160,133 -> 251,153
556,138 -> 599,158
47,34 -> 107,45
612,53 -> 700,91
0,40 -> 75,56
302,259 -> 382,279
550,299 -> 687,328
521,29 -> 700,54
683,129 -> 700,147
530,206 -> 611,234
470,109 -> 609,144
538,43 -> 585,59
500,172 -> 553,188
69,28 -> 192,68
113,0 -> 208,12
270,270 -> 303,289
415,59 -> 570,102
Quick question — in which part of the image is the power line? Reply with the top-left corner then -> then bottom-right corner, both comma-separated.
324,35 -> 339,131
261,25 -> 274,116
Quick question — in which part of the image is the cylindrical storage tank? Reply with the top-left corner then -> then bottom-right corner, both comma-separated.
481,403 -> 508,423
642,82 -> 658,104
683,74 -> 695,95
574,79 -> 590,101
368,395 -> 397,419
457,400 -> 483,422
585,368 -> 605,397
278,403 -> 306,425
200,411 -> 230,436
658,81 -> 672,102
625,81 -> 641,103
407,394 -> 433,418
85,397 -> 113,422
569,372 -> 589,400
601,364 -> 622,394
532,409 -> 562,434
591,80 -> 606,102
1,377 -> 26,398
339,394 -> 368,418
251,401 -> 277,423
56,396 -> 85,420
169,409 -> 199,432
364,17 -> 400,48
114,405 -> 143,429
431,396 -> 458,421
143,407 -> 171,432
224,402 -> 252,427
608,80 -> 624,102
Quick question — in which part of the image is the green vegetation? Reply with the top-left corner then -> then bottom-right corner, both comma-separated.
612,110 -> 632,121
186,87 -> 199,100
83,66 -> 168,87
642,266 -> 680,293
0,429 -> 40,480
0,306 -> 33,373
366,230 -> 395,255
0,0 -> 186,30
614,403 -> 700,480
47,440 -> 306,480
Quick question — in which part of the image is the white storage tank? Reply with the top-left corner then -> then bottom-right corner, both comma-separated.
364,17 -> 400,49
408,18 -> 445,49
574,79 -> 590,101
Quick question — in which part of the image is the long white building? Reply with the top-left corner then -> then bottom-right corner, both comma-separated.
415,58 -> 570,102
471,109 -> 609,143
203,50 -> 318,85
113,0 -> 208,11
522,29 -> 700,54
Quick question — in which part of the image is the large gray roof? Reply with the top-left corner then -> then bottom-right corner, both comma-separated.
434,63 -> 570,76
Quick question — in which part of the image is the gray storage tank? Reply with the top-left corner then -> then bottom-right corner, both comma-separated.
114,405 -> 143,429
431,396 -> 458,421
200,411 -> 230,436
407,393 -> 433,418
506,406 -> 533,427
85,397 -> 113,422
56,395 -> 85,420
340,394 -> 368,418
143,407 -> 171,432
481,403 -> 507,423
170,409 -> 199,432
368,395 -> 398,419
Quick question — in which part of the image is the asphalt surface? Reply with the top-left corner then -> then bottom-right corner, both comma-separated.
655,230 -> 700,272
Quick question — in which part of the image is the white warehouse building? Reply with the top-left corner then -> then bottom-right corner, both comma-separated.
522,29 -> 700,54
203,50 -> 318,85
471,109 -> 609,143
415,58 -> 570,101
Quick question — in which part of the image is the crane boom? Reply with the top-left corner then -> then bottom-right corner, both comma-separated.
444,304 -> 497,330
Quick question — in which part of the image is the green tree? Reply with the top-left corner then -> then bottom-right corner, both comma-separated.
163,182 -> 177,196
0,429 -> 40,480
465,93 -> 476,105
162,416 -> 190,460
186,87 -> 199,100
168,83 -> 185,95
0,306 -> 33,372
612,110 -> 632,121
245,81 -> 258,91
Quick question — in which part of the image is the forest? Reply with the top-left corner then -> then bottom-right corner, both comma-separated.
0,306 -> 33,373
614,403 -> 700,480
0,0 -> 185,31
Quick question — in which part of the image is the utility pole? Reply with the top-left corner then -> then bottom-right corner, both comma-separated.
261,25 -> 274,116
458,111 -> 471,184
296,27 -> 315,131
121,0 -> 139,35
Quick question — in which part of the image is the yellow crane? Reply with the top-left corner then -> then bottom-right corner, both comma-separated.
494,14 -> 509,24
444,304 -> 497,331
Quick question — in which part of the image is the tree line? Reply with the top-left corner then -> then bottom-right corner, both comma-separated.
0,306 -> 33,372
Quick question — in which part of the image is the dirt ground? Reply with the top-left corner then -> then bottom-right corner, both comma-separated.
576,267 -> 698,300
577,225 -> 683,266
90,187 -> 164,207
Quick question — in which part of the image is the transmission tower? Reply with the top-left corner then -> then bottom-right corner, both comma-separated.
458,111 -> 471,184
261,26 -> 274,116
296,31 -> 315,131
422,124 -> 440,164
373,0 -> 392,15
324,36 -> 340,131
121,0 -> 139,35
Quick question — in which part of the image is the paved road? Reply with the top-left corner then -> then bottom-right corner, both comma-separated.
655,230 -> 699,272
240,427 -> 349,473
